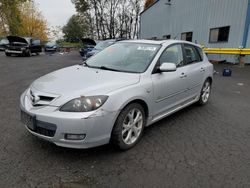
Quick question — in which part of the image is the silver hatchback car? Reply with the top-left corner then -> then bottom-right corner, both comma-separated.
20,40 -> 213,150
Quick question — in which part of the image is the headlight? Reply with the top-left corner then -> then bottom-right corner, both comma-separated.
60,95 -> 108,112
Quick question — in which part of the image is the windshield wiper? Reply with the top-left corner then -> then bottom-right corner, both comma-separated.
99,66 -> 121,72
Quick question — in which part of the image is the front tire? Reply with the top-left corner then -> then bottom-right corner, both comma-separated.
5,52 -> 11,56
111,103 -> 146,150
198,79 -> 211,105
26,50 -> 31,57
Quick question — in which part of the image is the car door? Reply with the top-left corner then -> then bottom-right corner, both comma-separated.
183,44 -> 206,98
151,44 -> 190,118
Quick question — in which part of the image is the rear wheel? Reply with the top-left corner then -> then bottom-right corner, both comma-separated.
111,103 -> 145,150
198,79 -> 211,105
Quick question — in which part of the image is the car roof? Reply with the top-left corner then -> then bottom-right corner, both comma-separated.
119,39 -> 202,48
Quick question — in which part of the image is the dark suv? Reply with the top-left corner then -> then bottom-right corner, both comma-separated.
5,36 -> 42,57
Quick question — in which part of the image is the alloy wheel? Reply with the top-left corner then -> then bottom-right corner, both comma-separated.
122,108 -> 143,145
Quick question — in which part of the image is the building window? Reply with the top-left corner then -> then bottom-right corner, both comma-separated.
209,26 -> 230,43
163,35 -> 171,39
181,32 -> 193,42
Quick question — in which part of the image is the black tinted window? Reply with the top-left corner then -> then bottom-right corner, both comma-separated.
181,32 -> 193,42
184,44 -> 201,64
159,44 -> 184,67
209,26 -> 230,43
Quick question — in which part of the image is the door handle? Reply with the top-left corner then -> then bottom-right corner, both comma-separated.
200,67 -> 205,72
180,72 -> 187,78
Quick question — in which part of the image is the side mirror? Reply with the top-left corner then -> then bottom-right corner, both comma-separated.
159,63 -> 177,72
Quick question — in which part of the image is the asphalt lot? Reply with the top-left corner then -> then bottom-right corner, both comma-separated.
0,51 -> 250,188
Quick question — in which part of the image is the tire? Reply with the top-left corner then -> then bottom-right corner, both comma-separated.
198,79 -> 211,105
5,52 -> 11,57
111,103 -> 146,150
26,50 -> 31,57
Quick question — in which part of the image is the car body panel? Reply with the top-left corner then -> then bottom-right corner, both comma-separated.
31,65 -> 140,106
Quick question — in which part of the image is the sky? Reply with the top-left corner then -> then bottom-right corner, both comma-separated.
34,0 -> 76,27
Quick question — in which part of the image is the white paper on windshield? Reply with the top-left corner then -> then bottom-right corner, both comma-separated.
137,46 -> 157,51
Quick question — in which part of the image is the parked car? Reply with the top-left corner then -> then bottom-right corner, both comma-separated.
79,38 -> 96,56
85,38 -> 125,59
44,41 -> 59,52
20,40 -> 213,150
0,38 -> 9,51
5,36 -> 42,57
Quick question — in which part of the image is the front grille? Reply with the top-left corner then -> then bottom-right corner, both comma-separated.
31,120 -> 57,137
29,89 -> 56,107
36,126 -> 56,137
39,96 -> 55,101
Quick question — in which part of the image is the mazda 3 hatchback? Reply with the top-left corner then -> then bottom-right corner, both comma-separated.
20,40 -> 213,150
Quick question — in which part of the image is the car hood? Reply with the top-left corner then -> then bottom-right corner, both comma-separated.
7,36 -> 29,44
31,65 -> 140,105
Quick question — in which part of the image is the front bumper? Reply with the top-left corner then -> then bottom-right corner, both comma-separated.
45,48 -> 57,51
20,90 -> 117,149
6,49 -> 23,54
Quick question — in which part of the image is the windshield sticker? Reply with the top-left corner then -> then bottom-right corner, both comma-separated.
137,46 -> 157,51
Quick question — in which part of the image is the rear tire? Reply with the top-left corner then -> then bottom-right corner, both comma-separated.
198,79 -> 211,105
111,103 -> 146,150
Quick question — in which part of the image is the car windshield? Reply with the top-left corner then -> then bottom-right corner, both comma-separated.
95,41 -> 114,50
46,42 -> 56,46
86,42 -> 161,73
0,39 -> 9,44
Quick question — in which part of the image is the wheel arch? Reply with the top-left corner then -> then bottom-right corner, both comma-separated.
111,98 -> 150,127
123,99 -> 149,118
206,76 -> 213,85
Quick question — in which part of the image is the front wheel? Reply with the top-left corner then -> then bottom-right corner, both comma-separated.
26,50 -> 31,57
5,52 -> 11,56
111,103 -> 146,150
198,80 -> 211,105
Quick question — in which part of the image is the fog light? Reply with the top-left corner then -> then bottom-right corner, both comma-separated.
65,134 -> 86,140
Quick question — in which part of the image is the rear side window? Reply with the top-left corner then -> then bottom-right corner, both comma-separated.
184,44 -> 202,64
159,44 -> 184,67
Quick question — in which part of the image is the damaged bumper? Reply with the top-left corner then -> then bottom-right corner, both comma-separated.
20,91 -> 117,149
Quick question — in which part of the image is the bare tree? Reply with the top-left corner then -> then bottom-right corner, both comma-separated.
72,0 -> 143,39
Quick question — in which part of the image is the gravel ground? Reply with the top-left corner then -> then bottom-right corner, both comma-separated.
0,51 -> 250,188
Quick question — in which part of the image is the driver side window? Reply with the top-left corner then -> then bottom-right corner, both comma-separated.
159,44 -> 184,67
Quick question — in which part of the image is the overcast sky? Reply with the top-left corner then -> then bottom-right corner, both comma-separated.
34,0 -> 76,27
